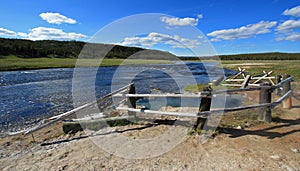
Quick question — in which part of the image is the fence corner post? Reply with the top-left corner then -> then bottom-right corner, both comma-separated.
258,82 -> 272,123
282,74 -> 292,109
194,86 -> 212,130
275,75 -> 282,96
128,84 -> 137,120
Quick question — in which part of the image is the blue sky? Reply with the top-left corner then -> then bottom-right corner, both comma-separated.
0,0 -> 300,55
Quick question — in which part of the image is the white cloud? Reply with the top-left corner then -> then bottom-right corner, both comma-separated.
197,14 -> 203,19
276,32 -> 300,41
17,32 -> 27,37
119,32 -> 201,49
207,21 -> 277,41
0,27 -> 17,36
39,12 -> 76,25
160,16 -> 199,26
197,35 -> 204,39
27,27 -> 87,40
283,6 -> 300,17
276,19 -> 300,32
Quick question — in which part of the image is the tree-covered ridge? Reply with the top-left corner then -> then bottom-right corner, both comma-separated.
0,38 -> 85,58
180,52 -> 300,60
1,38 -> 300,60
0,38 -> 177,60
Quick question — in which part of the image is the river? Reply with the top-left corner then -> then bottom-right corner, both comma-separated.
0,62 -> 237,134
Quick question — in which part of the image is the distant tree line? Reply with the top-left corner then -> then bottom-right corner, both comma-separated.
180,52 -> 300,60
1,38 -> 299,60
0,38 -> 148,59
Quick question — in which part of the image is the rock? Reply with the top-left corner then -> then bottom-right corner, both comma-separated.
236,126 -> 242,129
270,155 -> 280,160
291,148 -> 299,153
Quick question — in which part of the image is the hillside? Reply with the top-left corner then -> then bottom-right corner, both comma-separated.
0,38 -> 176,60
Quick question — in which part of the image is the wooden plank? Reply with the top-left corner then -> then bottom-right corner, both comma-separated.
241,75 -> 251,88
113,93 -> 211,98
231,67 -> 246,79
116,107 -> 201,118
272,76 -> 293,89
212,76 -> 224,86
48,83 -> 132,121
253,71 -> 273,84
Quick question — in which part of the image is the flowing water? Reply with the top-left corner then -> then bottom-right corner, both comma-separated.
0,62 -> 237,134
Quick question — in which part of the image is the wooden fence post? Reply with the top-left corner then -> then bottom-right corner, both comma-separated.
282,74 -> 292,109
275,75 -> 282,96
194,86 -> 212,130
128,84 -> 137,119
258,82 -> 272,123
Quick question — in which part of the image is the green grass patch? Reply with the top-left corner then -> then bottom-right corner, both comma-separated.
0,55 -> 173,71
184,83 -> 228,93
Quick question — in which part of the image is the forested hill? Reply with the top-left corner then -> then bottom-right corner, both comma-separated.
0,38 -> 176,60
1,38 -> 300,60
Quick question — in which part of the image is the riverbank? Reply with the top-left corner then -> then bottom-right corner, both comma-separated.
1,89 -> 300,170
1,60 -> 300,170
0,55 -> 173,71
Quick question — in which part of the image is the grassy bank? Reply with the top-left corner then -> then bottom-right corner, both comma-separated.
220,60 -> 300,80
183,60 -> 300,93
0,55 -> 173,71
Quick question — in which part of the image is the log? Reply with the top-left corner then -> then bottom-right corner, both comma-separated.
62,115 -> 135,134
128,84 -> 137,120
194,86 -> 212,130
282,74 -> 292,109
241,75 -> 251,88
116,107 -> 200,117
275,75 -> 282,96
258,82 -> 272,123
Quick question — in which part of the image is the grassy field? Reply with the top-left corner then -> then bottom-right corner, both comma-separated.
182,60 -> 300,93
1,56 -> 300,81
220,60 -> 300,80
0,55 -> 173,71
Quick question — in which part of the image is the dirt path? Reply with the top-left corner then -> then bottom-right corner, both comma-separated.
1,93 -> 300,170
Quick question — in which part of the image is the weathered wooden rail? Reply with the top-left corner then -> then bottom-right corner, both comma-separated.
115,74 -> 293,129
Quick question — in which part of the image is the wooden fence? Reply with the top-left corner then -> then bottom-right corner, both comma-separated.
8,73 -> 293,136
114,74 -> 293,129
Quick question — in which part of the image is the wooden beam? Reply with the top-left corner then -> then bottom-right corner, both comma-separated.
113,93 -> 211,98
195,86 -> 212,130
116,107 -> 201,118
241,75 -> 251,88
282,74 -> 292,109
253,71 -> 273,84
258,83 -> 272,123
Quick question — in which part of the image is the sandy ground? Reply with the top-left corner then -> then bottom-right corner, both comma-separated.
1,91 -> 300,170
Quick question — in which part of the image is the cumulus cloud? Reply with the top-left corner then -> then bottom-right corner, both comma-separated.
0,27 -> 17,36
276,32 -> 300,41
283,6 -> 300,17
27,27 -> 87,40
197,14 -> 203,19
17,32 -> 27,37
207,21 -> 277,41
119,32 -> 201,49
160,16 -> 199,26
40,12 -> 76,25
276,19 -> 300,32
